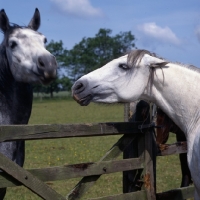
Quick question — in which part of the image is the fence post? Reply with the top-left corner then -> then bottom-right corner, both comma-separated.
123,101 -> 148,193
123,101 -> 156,199
123,102 -> 139,193
143,125 -> 157,199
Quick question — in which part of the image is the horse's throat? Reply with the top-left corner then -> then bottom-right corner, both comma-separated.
0,81 -> 33,125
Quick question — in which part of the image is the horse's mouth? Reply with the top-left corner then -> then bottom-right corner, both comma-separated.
73,94 -> 93,106
32,72 -> 49,85
40,77 -> 55,85
34,68 -> 56,85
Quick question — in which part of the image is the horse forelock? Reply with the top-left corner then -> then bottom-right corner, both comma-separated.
127,49 -> 156,67
1,23 -> 42,46
0,24 -> 22,45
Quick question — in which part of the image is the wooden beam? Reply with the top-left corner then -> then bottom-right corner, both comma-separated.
156,186 -> 194,200
0,153 -> 65,200
0,122 -> 142,142
157,142 -> 187,156
89,190 -> 147,200
0,158 -> 144,188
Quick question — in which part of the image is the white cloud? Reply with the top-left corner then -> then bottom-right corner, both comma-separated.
137,22 -> 181,46
50,0 -> 103,18
195,26 -> 200,43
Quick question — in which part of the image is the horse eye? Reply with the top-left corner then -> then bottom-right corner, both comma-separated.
44,38 -> 47,44
119,64 -> 129,70
10,41 -> 17,49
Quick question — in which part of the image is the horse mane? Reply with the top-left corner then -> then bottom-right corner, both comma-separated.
127,49 -> 159,67
178,63 -> 200,74
127,49 -> 200,74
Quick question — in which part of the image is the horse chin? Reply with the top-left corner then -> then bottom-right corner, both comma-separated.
73,94 -> 93,106
32,71 -> 56,85
40,78 -> 55,85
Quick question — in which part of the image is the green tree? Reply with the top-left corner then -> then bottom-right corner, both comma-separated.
46,40 -> 68,65
64,28 -> 135,82
59,76 -> 72,91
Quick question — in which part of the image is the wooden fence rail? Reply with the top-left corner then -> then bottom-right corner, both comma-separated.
0,102 -> 195,199
0,122 -> 143,141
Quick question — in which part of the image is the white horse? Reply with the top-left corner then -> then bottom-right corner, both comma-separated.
72,49 -> 200,199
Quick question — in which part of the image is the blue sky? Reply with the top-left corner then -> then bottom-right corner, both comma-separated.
0,0 -> 200,66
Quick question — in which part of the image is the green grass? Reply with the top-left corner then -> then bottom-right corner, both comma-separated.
30,98 -> 124,124
4,99 -> 193,199
33,91 -> 71,98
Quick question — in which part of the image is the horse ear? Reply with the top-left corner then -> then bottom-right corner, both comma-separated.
0,9 -> 10,33
28,8 -> 40,31
150,62 -> 169,68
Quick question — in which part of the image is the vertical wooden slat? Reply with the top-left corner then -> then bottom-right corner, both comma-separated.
149,103 -> 157,193
123,101 -> 157,199
136,102 -> 156,200
143,129 -> 156,200
123,101 -> 148,193
123,102 -> 139,193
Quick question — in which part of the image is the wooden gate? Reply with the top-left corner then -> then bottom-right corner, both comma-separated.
0,102 -> 195,199
124,102 -> 194,200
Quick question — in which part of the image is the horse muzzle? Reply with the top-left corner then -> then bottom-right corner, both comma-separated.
72,80 -> 93,106
37,55 -> 57,85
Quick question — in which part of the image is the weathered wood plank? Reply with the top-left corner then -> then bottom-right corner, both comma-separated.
143,129 -> 156,200
89,190 -> 147,200
66,135 -> 138,200
0,153 -> 65,200
156,186 -> 194,200
0,158 -> 144,188
0,122 -> 142,142
31,158 -> 144,181
157,142 -> 187,156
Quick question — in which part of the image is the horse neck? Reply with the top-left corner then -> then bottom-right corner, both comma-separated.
0,45 -> 33,125
148,63 -> 200,136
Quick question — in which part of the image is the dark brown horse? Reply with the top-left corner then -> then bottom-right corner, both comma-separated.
124,100 -> 192,193
156,107 -> 192,187
136,100 -> 192,188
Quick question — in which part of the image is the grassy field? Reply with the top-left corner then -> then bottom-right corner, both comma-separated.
4,98 -> 193,199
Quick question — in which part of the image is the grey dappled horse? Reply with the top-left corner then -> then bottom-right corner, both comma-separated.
0,8 -> 57,199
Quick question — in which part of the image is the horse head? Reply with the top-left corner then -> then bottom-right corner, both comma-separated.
0,8 -> 57,85
72,49 -> 168,106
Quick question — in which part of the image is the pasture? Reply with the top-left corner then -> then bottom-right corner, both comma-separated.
4,98 -> 185,199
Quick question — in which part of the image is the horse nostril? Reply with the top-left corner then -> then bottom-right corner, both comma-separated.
73,81 -> 86,94
75,83 -> 83,90
72,79 -> 88,95
38,57 -> 45,68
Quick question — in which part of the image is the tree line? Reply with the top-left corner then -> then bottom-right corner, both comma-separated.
33,28 -> 136,97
